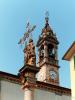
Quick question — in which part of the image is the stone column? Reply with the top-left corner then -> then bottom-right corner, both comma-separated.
24,88 -> 34,100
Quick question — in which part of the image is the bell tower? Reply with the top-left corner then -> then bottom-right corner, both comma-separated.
37,13 -> 59,85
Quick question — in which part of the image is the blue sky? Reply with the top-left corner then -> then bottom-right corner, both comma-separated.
0,0 -> 75,88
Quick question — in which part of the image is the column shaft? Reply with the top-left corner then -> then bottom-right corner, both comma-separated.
24,88 -> 34,100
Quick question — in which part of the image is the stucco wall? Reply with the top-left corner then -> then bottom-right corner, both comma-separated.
37,65 -> 46,81
34,89 -> 71,100
0,80 -> 24,100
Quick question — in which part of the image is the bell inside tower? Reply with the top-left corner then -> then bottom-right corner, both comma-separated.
48,43 -> 58,66
48,44 -> 55,59
38,45 -> 44,64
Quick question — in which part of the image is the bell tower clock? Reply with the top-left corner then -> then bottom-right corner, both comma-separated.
36,12 -> 59,85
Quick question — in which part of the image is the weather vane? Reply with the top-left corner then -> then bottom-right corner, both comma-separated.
18,21 -> 36,47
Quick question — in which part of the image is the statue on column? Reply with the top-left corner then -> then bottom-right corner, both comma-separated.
24,39 -> 36,66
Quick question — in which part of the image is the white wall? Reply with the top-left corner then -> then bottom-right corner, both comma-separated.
34,89 -> 71,100
0,80 -> 24,100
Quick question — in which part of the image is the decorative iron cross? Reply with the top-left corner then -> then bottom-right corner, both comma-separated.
18,22 -> 36,45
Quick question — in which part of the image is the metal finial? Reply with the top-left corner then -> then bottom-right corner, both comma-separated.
45,11 -> 49,23
45,11 -> 49,18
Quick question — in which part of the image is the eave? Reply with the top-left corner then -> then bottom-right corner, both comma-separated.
62,41 -> 75,61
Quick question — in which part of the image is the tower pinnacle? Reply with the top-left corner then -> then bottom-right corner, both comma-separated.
42,11 -> 52,34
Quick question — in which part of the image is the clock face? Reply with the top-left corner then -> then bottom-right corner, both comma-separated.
50,70 -> 57,80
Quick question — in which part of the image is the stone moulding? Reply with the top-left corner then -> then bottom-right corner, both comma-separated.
0,71 -> 21,84
0,71 -> 71,96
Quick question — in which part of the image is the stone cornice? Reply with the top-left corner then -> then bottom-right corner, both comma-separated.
39,60 -> 60,68
0,71 -> 21,84
0,71 -> 71,96
36,81 -> 71,96
21,81 -> 71,96
19,64 -> 40,74
36,35 -> 59,47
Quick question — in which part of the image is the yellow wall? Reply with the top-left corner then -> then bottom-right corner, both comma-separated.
70,56 -> 75,100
